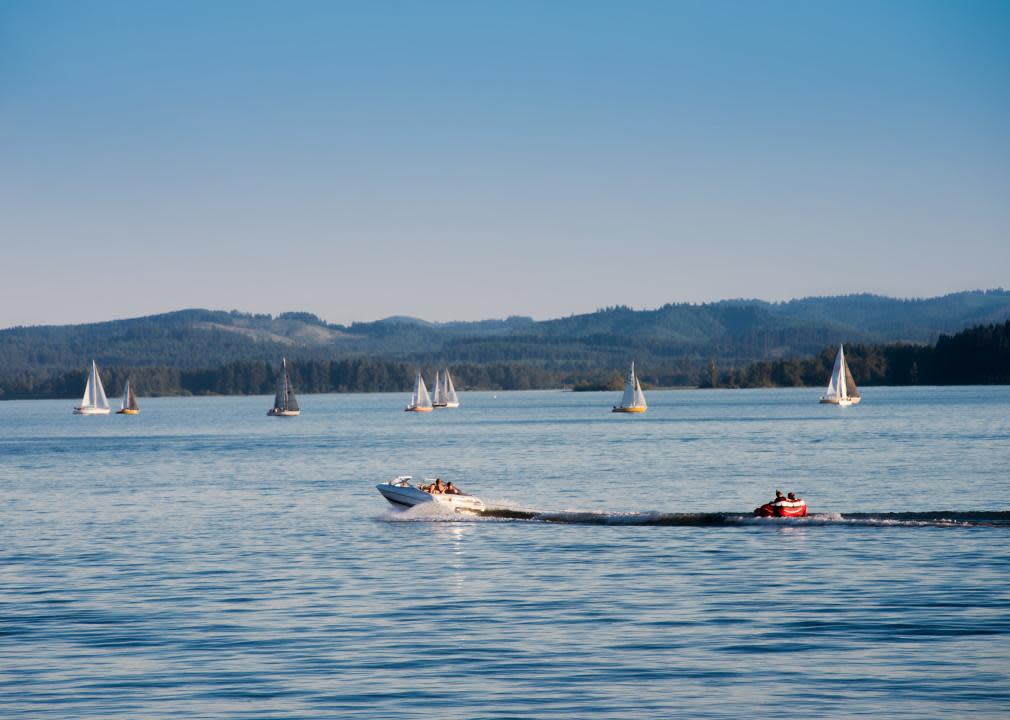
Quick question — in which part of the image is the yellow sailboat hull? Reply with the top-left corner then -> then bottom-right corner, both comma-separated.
405,406 -> 433,413
612,406 -> 647,413
116,409 -> 140,415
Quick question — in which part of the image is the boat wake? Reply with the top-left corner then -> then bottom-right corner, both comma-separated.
379,505 -> 1010,528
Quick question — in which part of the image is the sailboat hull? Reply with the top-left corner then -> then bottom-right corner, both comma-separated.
819,397 -> 858,406
612,406 -> 646,413
74,407 -> 111,415
116,409 -> 140,415
267,409 -> 300,416
405,406 -> 433,412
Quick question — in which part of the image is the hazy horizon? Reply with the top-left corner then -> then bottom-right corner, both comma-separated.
3,1 -> 1008,328
2,286 -> 1007,331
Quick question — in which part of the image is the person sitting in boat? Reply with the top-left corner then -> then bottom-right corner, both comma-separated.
786,492 -> 805,506
427,478 -> 445,494
779,491 -> 808,517
444,481 -> 460,495
755,490 -> 786,517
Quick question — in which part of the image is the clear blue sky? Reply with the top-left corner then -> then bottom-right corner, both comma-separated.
2,0 -> 1008,327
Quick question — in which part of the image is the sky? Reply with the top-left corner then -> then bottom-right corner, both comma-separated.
1,0 -> 1008,328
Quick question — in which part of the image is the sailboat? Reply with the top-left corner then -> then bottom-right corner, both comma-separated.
405,371 -> 433,412
73,360 -> 111,415
431,368 -> 460,409
117,378 -> 140,415
820,344 -> 861,406
267,358 -> 301,416
612,362 -> 647,413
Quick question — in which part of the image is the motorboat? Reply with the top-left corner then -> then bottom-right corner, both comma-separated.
376,476 -> 485,514
754,497 -> 808,518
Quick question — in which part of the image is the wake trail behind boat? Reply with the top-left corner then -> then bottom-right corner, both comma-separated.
474,508 -> 1010,528
480,508 -> 730,525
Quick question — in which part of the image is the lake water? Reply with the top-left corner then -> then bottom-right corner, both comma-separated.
2,387 -> 1009,718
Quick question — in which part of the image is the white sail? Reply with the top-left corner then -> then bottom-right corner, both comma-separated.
445,369 -> 459,407
92,361 -> 109,409
633,375 -> 647,409
824,347 -> 843,400
409,372 -> 432,409
619,366 -> 636,407
76,360 -> 111,413
838,346 -> 849,398
120,379 -> 131,411
615,362 -> 646,411
821,344 -> 860,405
81,366 -> 94,408
431,369 -> 447,406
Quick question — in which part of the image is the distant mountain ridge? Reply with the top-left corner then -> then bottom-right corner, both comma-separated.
2,290 -> 1008,383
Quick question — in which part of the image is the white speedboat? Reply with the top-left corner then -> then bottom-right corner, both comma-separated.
376,476 -> 485,514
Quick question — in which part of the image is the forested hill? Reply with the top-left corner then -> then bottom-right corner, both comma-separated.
716,320 -> 1010,389
1,289 -> 1009,398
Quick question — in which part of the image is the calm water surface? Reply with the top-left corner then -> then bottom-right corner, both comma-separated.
2,387 -> 1009,718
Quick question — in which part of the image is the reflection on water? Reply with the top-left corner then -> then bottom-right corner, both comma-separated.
1,387 -> 1009,719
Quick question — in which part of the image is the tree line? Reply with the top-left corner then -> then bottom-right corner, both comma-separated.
703,321 -> 1010,388
0,359 -> 570,400
1,321 -> 1007,400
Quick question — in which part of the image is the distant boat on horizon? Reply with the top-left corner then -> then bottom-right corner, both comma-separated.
268,358 -> 301,416
612,362 -> 647,413
432,368 -> 460,409
405,371 -> 433,412
117,378 -> 140,415
74,360 -> 111,415
820,344 -> 861,406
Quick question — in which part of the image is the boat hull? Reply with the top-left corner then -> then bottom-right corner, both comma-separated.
405,406 -> 433,412
820,396 -> 859,406
433,402 -> 460,409
377,478 -> 485,514
754,501 -> 808,518
612,406 -> 647,413
116,409 -> 139,415
268,409 -> 301,416
74,406 -> 111,415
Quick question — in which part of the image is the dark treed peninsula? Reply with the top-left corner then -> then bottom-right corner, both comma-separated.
2,290 -> 1009,399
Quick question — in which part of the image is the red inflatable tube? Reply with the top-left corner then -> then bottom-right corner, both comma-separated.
754,500 -> 808,518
